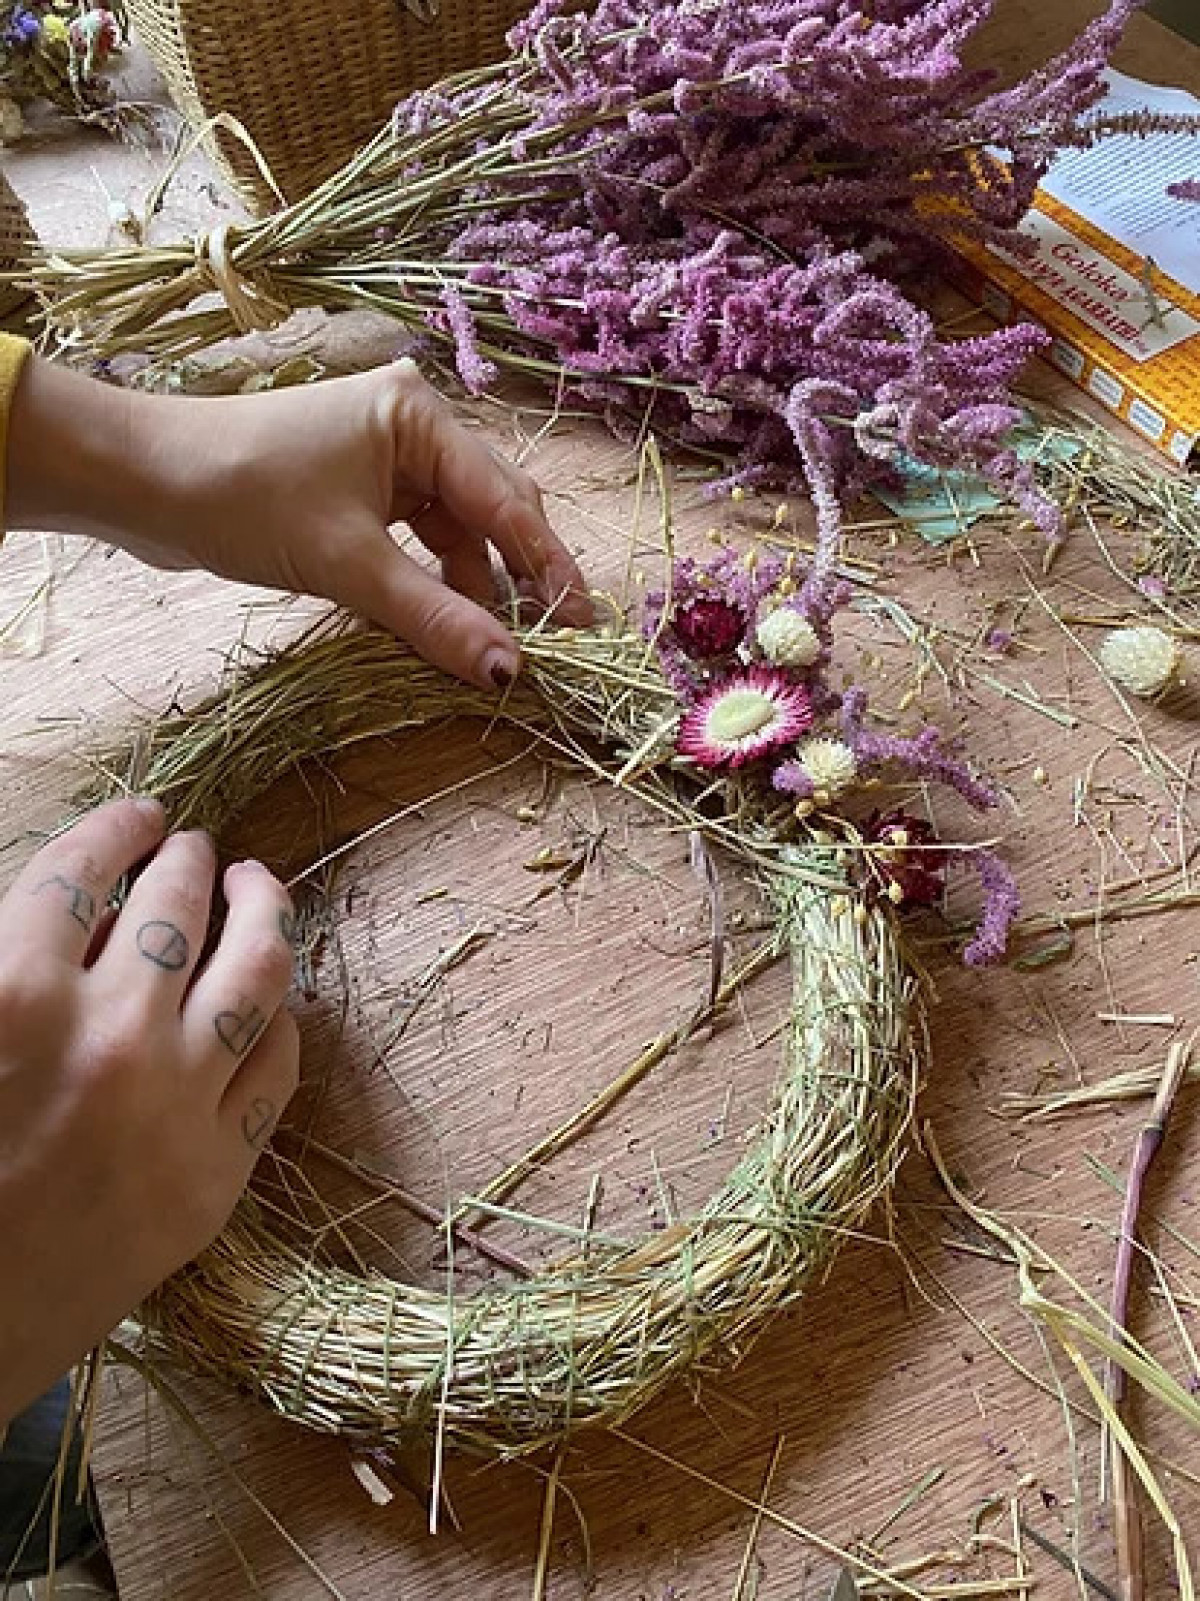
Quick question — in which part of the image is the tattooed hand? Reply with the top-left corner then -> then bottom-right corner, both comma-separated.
0,799 -> 299,1427
7,356 -> 593,692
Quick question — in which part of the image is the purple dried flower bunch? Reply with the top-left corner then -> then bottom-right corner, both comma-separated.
408,0 -> 1150,541
44,0 -> 1166,576
646,546 -> 1019,965
2,5 -> 40,49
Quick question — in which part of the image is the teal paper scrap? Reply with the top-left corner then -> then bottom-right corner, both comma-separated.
873,419 -> 1083,545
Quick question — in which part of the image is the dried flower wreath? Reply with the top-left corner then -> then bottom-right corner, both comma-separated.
85,542 -> 1014,1453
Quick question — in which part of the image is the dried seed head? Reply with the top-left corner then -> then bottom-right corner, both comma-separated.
795,737 -> 858,799
756,608 -> 821,668
1099,625 -> 1181,699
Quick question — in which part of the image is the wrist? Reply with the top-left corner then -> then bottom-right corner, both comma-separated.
6,357 -> 170,544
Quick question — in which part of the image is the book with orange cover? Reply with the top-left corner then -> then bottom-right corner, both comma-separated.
952,70 -> 1200,468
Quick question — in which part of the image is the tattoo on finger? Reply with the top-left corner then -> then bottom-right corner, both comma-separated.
214,1001 -> 267,1058
241,1096 -> 277,1150
35,875 -> 97,933
136,919 -> 190,971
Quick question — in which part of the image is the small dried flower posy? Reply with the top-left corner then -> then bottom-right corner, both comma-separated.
0,1 -> 124,135
648,545 -> 1019,966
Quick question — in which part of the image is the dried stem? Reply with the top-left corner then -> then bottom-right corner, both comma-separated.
282,1134 -> 535,1279
1105,1037 -> 1194,1601
451,937 -> 778,1230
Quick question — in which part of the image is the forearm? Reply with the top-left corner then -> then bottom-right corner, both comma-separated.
0,1239 -> 112,1431
5,352 -> 163,543
0,352 -> 589,687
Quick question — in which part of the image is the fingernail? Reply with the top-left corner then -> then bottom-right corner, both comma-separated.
484,650 -> 519,691
134,797 -> 165,823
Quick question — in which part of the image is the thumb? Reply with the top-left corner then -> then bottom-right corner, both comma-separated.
336,539 -> 521,692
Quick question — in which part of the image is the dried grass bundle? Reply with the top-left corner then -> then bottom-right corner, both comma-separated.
1021,402 -> 1200,615
81,613 -> 921,1455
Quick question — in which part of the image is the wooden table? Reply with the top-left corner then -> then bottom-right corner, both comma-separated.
4,5 -> 1199,1597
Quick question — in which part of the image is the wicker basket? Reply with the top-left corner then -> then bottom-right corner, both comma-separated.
0,171 -> 34,332
128,0 -> 534,214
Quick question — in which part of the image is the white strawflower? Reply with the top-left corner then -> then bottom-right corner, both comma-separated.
1099,626 -> 1181,699
796,737 -> 858,799
756,607 -> 821,668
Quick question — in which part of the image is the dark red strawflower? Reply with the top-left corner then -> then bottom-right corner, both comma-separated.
865,810 -> 947,908
672,597 -> 746,660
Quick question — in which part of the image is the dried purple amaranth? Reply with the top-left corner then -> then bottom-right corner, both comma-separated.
391,0 -> 1155,570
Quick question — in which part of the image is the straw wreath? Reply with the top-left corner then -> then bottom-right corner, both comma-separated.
75,541 -> 1018,1455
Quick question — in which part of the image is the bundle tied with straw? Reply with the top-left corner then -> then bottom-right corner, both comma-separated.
24,0 -> 1193,572
81,532 -> 1015,1454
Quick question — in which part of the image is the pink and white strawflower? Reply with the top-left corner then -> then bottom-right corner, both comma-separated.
678,668 -> 813,770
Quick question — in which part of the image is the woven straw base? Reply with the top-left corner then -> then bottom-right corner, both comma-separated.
128,0 -> 535,213
78,620 -> 921,1458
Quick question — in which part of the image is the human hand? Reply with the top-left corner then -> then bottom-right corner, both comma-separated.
0,799 -> 299,1427
7,356 -> 593,692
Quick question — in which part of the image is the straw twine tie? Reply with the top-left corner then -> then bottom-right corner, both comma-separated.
194,223 -> 290,337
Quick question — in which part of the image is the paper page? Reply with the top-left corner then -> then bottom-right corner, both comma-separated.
1039,69 -> 1200,295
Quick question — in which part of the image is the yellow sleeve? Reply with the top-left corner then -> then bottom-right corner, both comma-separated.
0,334 -> 31,538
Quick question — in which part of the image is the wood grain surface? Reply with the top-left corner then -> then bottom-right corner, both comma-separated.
3,5 -> 1199,1598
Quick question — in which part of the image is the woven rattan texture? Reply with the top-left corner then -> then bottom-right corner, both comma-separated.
128,0 -> 534,212
0,171 -> 33,330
